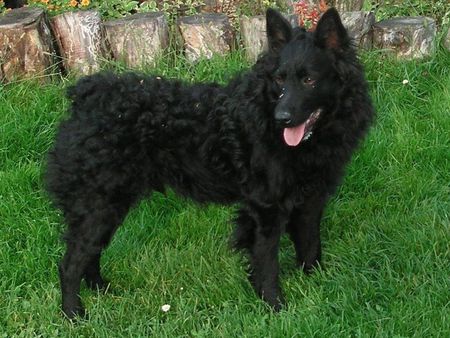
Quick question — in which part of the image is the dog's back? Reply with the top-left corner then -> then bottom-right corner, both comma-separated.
46,72 -> 245,213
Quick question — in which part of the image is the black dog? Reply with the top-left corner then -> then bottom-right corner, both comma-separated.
46,8 -> 374,318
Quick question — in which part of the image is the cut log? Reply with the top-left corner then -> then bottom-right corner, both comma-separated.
340,11 -> 375,49
240,15 -> 267,62
331,0 -> 363,12
444,27 -> 450,51
103,12 -> 169,68
50,10 -> 104,75
177,13 -> 234,62
240,14 -> 298,61
373,17 -> 436,59
0,7 -> 57,82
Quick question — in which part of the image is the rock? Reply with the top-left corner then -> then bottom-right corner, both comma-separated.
373,17 -> 436,59
103,12 -> 169,68
51,10 -> 104,75
0,7 -> 57,82
177,13 -> 234,62
340,11 -> 375,49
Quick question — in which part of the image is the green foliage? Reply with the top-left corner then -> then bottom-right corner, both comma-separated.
23,0 -> 92,16
94,0 -> 204,21
372,0 -> 450,27
93,0 -> 141,19
141,0 -> 205,22
238,0 -> 281,16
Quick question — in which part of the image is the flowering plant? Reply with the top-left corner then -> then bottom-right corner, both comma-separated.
0,0 -> 9,13
21,0 -> 204,20
293,0 -> 328,31
25,0 -> 91,14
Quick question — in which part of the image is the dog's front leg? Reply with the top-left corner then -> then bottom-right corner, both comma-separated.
287,193 -> 328,272
246,206 -> 284,311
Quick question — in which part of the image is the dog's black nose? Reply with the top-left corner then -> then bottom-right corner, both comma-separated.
275,111 -> 292,125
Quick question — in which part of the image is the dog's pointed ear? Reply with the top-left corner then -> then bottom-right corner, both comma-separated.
266,8 -> 292,53
315,8 -> 349,51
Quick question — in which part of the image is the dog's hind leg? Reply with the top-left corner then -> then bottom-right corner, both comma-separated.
287,194 -> 327,273
237,205 -> 285,311
59,202 -> 130,319
83,252 -> 107,290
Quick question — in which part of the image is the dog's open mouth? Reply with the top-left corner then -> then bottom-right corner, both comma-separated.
283,109 -> 321,147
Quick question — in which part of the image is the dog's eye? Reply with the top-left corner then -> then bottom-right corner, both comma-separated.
303,77 -> 315,86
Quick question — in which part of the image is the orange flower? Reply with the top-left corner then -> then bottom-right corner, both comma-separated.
69,0 -> 78,7
80,0 -> 90,6
41,0 -> 49,4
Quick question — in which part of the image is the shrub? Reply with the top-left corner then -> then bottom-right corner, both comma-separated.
371,0 -> 450,27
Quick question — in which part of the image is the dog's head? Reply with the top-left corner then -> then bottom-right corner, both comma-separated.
266,8 -> 351,146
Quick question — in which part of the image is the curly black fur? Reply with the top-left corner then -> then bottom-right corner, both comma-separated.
46,8 -> 374,318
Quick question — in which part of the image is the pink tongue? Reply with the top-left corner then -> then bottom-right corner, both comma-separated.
283,123 -> 306,146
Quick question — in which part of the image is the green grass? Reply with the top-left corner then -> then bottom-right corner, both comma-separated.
0,49 -> 449,337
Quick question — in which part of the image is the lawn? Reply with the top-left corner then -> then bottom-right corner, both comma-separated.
0,49 -> 449,337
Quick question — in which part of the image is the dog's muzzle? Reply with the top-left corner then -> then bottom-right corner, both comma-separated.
275,111 -> 292,126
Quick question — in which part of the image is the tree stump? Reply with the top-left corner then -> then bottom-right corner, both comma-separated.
444,27 -> 450,51
240,15 -> 267,62
331,0 -> 363,12
0,7 -> 57,82
51,10 -> 104,75
240,14 -> 298,61
103,12 -> 169,68
373,17 -> 436,59
340,11 -> 375,49
177,13 -> 233,62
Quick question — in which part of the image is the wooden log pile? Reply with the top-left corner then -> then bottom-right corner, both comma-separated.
0,6 -> 443,82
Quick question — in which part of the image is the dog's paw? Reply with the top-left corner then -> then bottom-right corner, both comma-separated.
298,258 -> 321,274
261,287 -> 285,312
85,276 -> 110,291
63,304 -> 86,321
